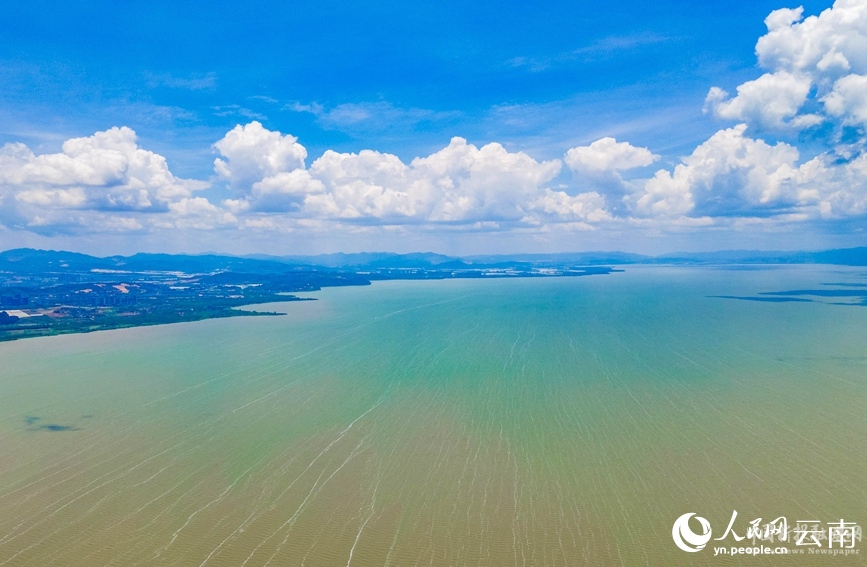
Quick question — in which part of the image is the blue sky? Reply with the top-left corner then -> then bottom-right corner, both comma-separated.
0,0 -> 864,255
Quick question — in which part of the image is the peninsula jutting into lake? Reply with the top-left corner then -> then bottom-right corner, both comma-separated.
0,248 -> 623,341
3,247 -> 864,342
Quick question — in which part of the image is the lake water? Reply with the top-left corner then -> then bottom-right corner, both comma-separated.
1,266 -> 865,566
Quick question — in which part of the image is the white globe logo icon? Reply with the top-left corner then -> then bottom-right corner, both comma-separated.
672,513 -> 712,552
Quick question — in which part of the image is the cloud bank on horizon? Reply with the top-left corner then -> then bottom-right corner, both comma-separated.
1,0 -> 866,254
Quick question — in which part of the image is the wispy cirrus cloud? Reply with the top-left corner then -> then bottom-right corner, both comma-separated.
212,105 -> 266,120
508,32 -> 670,72
249,95 -> 278,104
144,72 -> 217,91
286,101 -> 462,135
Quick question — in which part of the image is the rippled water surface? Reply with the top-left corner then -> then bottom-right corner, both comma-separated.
1,266 -> 865,566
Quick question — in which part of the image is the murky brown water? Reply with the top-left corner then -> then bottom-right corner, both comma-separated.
1,267 -> 865,565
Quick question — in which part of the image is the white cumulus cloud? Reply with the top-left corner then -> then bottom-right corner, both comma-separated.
562,137 -> 658,216
822,72 -> 867,125
410,137 -> 564,222
564,137 -> 658,172
213,121 -> 308,190
630,124 -> 867,219
706,0 -> 867,130
0,127 -> 207,233
705,72 -> 821,129
213,125 -> 570,225
0,127 -> 203,211
529,189 -> 611,222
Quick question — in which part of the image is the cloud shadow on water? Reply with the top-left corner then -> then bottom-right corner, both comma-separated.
709,295 -> 813,303
24,416 -> 82,432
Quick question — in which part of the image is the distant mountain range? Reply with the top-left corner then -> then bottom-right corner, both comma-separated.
0,249 -> 304,275
254,248 -> 867,268
1,246 -> 865,275
247,251 -> 466,269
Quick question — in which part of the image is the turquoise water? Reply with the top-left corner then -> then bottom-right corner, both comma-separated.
0,266 -> 865,566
